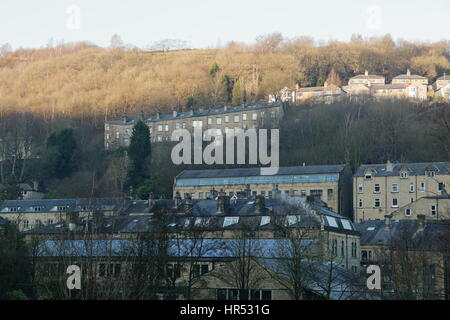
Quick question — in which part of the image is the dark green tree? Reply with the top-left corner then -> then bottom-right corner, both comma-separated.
185,95 -> 196,110
43,128 -> 77,179
222,74 -> 234,103
0,223 -> 32,300
0,175 -> 21,201
127,120 -> 151,189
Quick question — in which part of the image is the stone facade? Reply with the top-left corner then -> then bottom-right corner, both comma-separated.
353,161 -> 450,222
104,103 -> 282,150
390,195 -> 450,220
173,165 -> 353,216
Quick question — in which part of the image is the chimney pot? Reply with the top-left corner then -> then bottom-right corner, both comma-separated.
386,160 -> 393,172
255,195 -> 265,214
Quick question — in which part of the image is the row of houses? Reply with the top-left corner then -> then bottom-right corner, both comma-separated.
172,161 -> 450,222
269,70 -> 450,104
104,102 -> 282,149
1,191 -> 448,299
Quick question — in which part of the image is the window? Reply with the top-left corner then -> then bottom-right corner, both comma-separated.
192,120 -> 203,128
225,116 -> 229,123
182,122 -> 186,129
217,289 -> 271,301
426,170 -> 435,178
331,239 -> 338,257
374,184 -> 380,193
341,240 -> 345,257
216,117 -> 222,125
392,198 -> 398,207
310,189 -> 323,200
374,199 -> 380,208
175,123 -> 180,129
157,125 -> 163,132
166,264 -> 181,279
242,113 -> 247,121
400,171 -> 408,179
99,263 -> 121,278
430,205 -> 437,216
358,199 -> 363,208
365,171 -> 373,180
405,208 -> 411,216
207,117 -> 212,125
361,250 -> 372,262
420,182 -> 425,192
22,220 -> 29,229
116,132 -> 120,139
351,242 -> 357,258
198,192 -> 203,199
234,115 -> 240,122
270,111 -> 276,118
438,182 -> 445,192
165,124 -> 169,131
300,190 -> 306,197
357,184 -> 363,193
252,113 -> 257,121
327,189 -> 333,201
392,184 -> 398,193
409,183 -> 415,193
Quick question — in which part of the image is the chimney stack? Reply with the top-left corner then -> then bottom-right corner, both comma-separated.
33,181 -> 39,191
255,195 -> 265,214
123,113 -> 128,123
417,214 -> 426,231
384,214 -> 392,229
365,70 -> 369,76
386,160 -> 393,172
184,193 -> 193,213
174,191 -> 182,208
148,192 -> 156,209
156,111 -> 161,120
173,108 -> 178,118
407,69 -> 411,77
217,193 -> 230,214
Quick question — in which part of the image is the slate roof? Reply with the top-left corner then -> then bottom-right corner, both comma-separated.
176,165 -> 346,180
259,259 -> 377,300
355,219 -> 450,251
106,102 -> 281,125
371,83 -> 408,90
26,197 -> 358,236
437,75 -> 450,81
0,198 -> 127,214
393,74 -> 427,80
354,162 -> 450,177
350,74 -> 385,80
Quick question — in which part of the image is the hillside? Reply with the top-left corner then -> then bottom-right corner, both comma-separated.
0,36 -> 449,118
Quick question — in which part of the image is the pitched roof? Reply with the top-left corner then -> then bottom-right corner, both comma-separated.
106,102 -> 281,125
0,198 -> 127,214
393,74 -> 427,80
176,165 -> 346,180
437,74 -> 450,81
371,83 -> 407,90
350,74 -> 384,80
355,219 -> 450,251
354,162 -> 450,177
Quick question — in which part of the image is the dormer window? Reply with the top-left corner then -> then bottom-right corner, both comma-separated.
400,170 -> 408,179
425,165 -> 437,178
364,169 -> 373,180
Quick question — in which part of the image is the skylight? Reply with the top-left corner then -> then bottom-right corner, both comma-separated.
260,216 -> 270,226
326,216 -> 338,228
223,216 -> 239,227
341,219 -> 352,230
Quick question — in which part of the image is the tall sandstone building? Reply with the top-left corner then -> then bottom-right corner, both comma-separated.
353,161 -> 450,222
